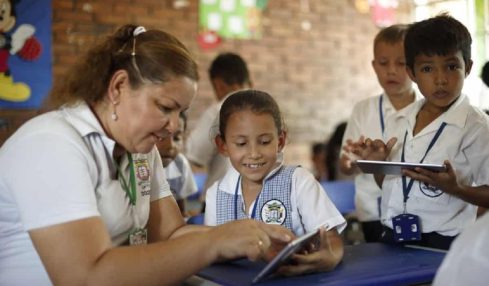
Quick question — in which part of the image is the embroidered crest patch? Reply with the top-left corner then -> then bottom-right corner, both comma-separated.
134,159 -> 150,181
419,181 -> 443,197
261,199 -> 287,225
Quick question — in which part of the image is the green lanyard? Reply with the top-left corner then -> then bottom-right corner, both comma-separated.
118,153 -> 137,206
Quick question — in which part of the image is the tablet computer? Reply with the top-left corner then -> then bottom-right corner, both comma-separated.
252,229 -> 320,284
355,160 -> 446,175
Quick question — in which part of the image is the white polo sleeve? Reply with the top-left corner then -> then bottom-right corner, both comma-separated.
149,147 -> 172,201
2,130 -> 100,230
462,120 -> 489,186
293,167 -> 346,233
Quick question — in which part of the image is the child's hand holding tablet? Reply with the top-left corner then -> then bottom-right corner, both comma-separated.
253,227 -> 343,283
253,229 -> 321,283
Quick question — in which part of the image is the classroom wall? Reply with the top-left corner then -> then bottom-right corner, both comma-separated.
0,0 -> 413,167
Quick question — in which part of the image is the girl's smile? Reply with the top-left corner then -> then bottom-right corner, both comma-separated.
217,109 -> 285,185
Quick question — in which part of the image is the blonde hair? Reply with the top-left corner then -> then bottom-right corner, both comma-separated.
373,24 -> 410,52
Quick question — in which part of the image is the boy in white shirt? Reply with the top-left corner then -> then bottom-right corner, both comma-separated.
348,14 -> 489,250
185,53 -> 252,195
340,24 -> 421,242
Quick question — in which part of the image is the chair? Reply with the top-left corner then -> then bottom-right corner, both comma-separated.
320,180 -> 362,245
320,180 -> 356,215
187,172 -> 207,201
187,213 -> 204,225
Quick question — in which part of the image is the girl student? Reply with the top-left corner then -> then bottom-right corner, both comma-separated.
204,89 -> 346,275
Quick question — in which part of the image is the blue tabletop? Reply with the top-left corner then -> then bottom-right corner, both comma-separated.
197,243 -> 446,286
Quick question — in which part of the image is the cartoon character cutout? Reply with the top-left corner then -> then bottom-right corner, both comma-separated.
0,0 -> 41,102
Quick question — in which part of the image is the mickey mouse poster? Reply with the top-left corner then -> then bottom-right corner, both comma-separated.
0,0 -> 51,108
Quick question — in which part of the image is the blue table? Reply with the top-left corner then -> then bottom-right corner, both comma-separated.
197,243 -> 446,286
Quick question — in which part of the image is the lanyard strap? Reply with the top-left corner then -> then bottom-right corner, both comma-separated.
118,153 -> 137,206
401,122 -> 447,205
379,95 -> 385,134
234,176 -> 260,220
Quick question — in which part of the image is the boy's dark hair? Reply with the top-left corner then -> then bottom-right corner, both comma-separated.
208,53 -> 251,86
482,61 -> 489,87
219,89 -> 282,139
405,14 -> 472,73
373,24 -> 410,50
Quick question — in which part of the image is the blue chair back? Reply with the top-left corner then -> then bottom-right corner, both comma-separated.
320,180 -> 355,215
187,213 -> 205,225
188,172 -> 207,201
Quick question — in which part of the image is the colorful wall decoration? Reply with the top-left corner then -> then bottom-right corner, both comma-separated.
0,0 -> 51,109
198,0 -> 268,49
369,0 -> 398,28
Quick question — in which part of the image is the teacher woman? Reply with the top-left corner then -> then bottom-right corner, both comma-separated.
0,25 -> 292,285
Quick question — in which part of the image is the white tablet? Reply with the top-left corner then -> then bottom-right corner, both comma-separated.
355,160 -> 446,175
252,229 -> 320,284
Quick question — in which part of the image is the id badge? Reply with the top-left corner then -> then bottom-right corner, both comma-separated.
129,228 -> 148,245
391,214 -> 421,242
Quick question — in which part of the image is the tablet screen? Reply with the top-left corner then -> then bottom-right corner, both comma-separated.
355,160 -> 446,175
252,229 -> 320,283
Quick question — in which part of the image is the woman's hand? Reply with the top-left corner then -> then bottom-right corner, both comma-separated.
276,228 -> 344,276
208,219 -> 294,262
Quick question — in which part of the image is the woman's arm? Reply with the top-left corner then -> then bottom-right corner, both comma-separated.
29,217 -> 218,286
147,196 -> 210,241
30,214 -> 292,286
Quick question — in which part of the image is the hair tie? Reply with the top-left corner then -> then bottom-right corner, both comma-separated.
133,26 -> 146,37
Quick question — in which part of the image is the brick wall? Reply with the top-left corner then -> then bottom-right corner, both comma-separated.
0,0 -> 413,167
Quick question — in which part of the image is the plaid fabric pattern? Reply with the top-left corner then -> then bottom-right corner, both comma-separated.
216,191 -> 247,224
215,166 -> 296,231
167,158 -> 184,198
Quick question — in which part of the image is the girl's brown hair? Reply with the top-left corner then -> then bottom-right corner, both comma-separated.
219,90 -> 284,140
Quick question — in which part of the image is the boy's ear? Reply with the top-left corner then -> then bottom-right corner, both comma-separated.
278,130 -> 287,151
465,59 -> 473,77
406,66 -> 416,83
215,135 -> 229,157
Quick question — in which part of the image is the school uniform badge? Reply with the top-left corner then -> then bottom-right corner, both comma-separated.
419,181 -> 443,197
261,199 -> 286,225
134,159 -> 150,181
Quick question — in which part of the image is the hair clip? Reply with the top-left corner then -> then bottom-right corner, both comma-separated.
131,26 -> 146,56
133,26 -> 146,37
